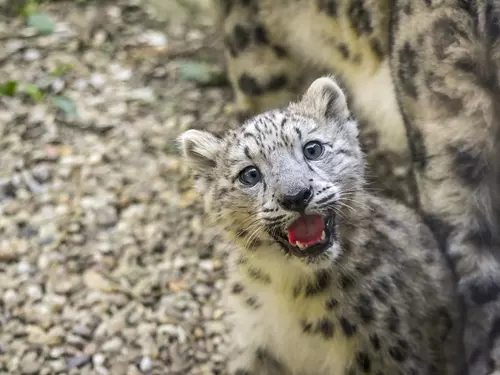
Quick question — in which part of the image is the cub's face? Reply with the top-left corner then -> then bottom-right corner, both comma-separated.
179,77 -> 364,263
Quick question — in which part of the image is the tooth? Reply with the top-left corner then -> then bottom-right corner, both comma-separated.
321,231 -> 326,241
296,242 -> 306,250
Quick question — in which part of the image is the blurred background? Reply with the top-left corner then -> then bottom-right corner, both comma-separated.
0,1 -> 237,374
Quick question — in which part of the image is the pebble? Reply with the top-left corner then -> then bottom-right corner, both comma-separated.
101,337 -> 123,353
93,353 -> 106,367
4,289 -> 19,307
26,285 -> 43,300
95,205 -> 118,227
24,48 -> 41,61
90,73 -> 106,90
140,30 -> 168,47
67,354 -> 92,369
139,356 -> 153,372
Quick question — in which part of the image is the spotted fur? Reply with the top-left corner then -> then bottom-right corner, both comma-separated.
213,1 -> 500,374
179,77 -> 464,375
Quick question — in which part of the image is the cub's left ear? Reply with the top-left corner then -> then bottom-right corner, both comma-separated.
177,129 -> 222,173
299,76 -> 350,122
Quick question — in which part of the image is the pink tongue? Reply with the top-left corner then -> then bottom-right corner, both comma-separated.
288,215 -> 325,246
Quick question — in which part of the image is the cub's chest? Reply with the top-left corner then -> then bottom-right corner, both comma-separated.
227,285 -> 357,375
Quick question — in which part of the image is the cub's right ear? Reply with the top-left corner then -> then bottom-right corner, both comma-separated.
177,130 -> 222,172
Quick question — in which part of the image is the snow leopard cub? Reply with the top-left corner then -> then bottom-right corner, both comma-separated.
178,76 -> 465,375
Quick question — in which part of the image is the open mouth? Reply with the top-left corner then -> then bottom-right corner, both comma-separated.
283,213 -> 336,258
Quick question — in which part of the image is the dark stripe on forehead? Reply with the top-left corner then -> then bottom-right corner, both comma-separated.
244,146 -> 252,160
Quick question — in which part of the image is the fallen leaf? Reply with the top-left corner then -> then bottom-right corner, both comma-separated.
178,60 -> 227,86
27,12 -> 55,35
0,81 -> 18,96
53,95 -> 78,117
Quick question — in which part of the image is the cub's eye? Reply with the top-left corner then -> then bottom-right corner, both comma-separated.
303,141 -> 324,160
239,166 -> 262,186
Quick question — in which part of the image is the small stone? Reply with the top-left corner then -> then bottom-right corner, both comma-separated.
24,48 -> 41,61
17,262 -> 31,274
4,289 -> 19,307
51,78 -> 65,93
95,205 -> 118,227
139,356 -> 153,372
67,354 -> 91,369
140,30 -> 168,47
90,73 -> 106,90
49,359 -> 66,372
102,336 -> 123,352
0,247 -> 18,261
21,351 -> 40,374
27,285 -> 43,300
93,353 -> 106,367
83,270 -> 120,293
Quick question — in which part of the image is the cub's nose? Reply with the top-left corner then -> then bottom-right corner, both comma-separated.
279,187 -> 313,212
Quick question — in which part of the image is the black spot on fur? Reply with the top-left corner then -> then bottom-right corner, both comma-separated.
388,344 -> 407,362
306,270 -> 332,296
387,306 -> 400,332
247,266 -> 271,284
372,286 -> 387,303
317,0 -> 338,16
232,24 -> 251,51
407,126 -> 427,170
326,297 -> 338,310
370,333 -> 381,350
356,294 -> 374,323
370,39 -> 385,59
246,296 -> 260,309
254,25 -> 269,44
348,0 -> 372,36
244,146 -> 252,160
225,36 -> 238,57
221,0 -> 233,15
339,274 -> 354,290
231,282 -> 244,294
267,75 -> 288,92
356,351 -> 371,372
397,42 -> 419,98
239,74 -> 263,96
434,307 -> 453,341
317,318 -> 335,338
273,45 -> 288,58
464,221 -> 496,249
337,43 -> 350,59
340,316 -> 357,337
403,2 -> 412,14
468,279 -> 500,305
302,320 -> 313,333
235,370 -> 252,375
432,18 -> 468,60
422,213 -> 453,252
448,145 -> 487,186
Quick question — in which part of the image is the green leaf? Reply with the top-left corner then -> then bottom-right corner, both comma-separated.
22,84 -> 44,102
52,95 -> 78,117
178,60 -> 227,86
20,0 -> 38,17
27,12 -> 55,35
0,81 -> 18,96
50,63 -> 74,77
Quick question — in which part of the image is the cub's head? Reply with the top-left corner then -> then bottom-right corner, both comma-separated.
178,76 -> 364,263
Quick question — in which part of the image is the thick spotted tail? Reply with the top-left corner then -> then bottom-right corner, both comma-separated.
389,0 -> 500,374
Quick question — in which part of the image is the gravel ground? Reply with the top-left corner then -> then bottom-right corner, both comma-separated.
0,1 -> 412,374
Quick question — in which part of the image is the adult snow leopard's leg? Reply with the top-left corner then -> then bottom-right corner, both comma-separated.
213,0 -> 309,120
390,1 -> 500,374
